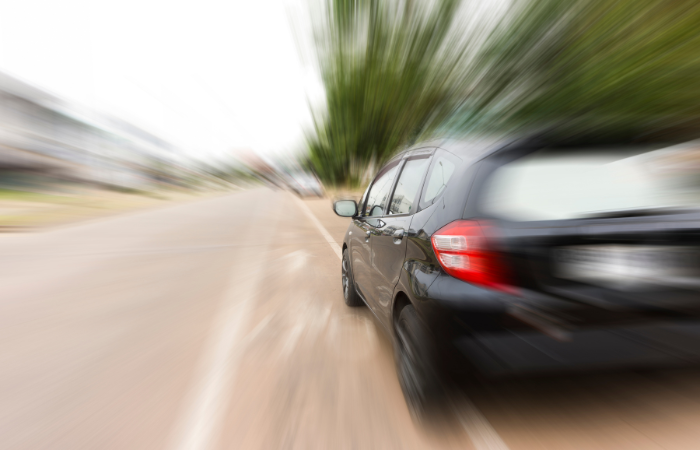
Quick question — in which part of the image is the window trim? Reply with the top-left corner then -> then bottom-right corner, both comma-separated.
386,154 -> 432,217
418,149 -> 462,211
357,183 -> 372,218
361,159 -> 402,218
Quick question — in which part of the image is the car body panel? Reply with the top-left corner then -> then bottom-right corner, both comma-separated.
371,213 -> 413,323
348,217 -> 374,301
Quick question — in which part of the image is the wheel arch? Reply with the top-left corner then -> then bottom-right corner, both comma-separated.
392,290 -> 412,328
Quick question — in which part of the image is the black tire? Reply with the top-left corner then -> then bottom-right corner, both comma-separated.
342,249 -> 364,307
395,305 -> 444,422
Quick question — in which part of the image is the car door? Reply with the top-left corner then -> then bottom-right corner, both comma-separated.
350,160 -> 401,304
347,184 -> 371,298
370,152 -> 433,323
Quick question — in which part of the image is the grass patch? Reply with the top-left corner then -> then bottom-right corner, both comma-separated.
0,188 -> 70,203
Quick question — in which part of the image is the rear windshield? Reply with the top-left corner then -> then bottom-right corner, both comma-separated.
482,142 -> 700,221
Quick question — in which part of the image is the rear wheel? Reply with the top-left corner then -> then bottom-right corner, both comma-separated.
342,249 -> 364,307
395,305 -> 444,422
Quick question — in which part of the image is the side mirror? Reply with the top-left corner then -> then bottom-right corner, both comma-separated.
333,200 -> 358,217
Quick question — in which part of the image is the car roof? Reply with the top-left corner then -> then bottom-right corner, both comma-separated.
391,131 -> 696,168
391,137 -> 513,164
435,138 -> 513,162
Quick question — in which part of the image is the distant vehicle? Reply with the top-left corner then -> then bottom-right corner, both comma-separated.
333,137 -> 700,418
287,172 -> 323,197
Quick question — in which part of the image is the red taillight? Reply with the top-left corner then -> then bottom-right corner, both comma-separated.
430,220 -> 515,293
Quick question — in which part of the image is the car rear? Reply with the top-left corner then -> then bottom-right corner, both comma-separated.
430,140 -> 700,375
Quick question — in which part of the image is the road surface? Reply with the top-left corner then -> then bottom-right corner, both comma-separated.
2,189 -> 700,449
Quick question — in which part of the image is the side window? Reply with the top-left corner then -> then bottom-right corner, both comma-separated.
389,156 -> 430,214
364,162 -> 399,216
422,153 -> 458,205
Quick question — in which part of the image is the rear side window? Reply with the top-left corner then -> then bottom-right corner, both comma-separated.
481,144 -> 700,221
389,156 -> 430,214
364,162 -> 399,216
422,152 -> 458,205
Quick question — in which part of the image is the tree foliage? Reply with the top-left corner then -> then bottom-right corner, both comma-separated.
307,0 -> 468,186
452,0 -> 700,141
307,0 -> 700,185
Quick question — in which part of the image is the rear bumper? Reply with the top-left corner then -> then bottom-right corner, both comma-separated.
456,321 -> 700,376
416,272 -> 700,375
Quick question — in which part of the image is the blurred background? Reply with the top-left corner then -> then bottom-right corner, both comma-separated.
2,0 -> 700,449
305,0 -> 700,187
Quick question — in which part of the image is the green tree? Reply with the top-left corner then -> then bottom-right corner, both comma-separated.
306,0 -> 468,186
453,0 -> 700,141
308,0 -> 700,186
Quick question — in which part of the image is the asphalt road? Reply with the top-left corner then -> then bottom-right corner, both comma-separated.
2,189 -> 700,449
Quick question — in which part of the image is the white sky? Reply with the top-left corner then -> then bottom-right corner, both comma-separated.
0,0 -> 323,162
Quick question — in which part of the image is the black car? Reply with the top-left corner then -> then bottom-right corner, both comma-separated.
333,137 -> 700,416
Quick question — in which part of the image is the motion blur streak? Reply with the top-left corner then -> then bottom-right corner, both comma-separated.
305,0 -> 700,187
4,0 -> 700,448
168,194 -> 281,450
295,195 -> 342,259
0,189 -> 462,449
453,395 -> 510,450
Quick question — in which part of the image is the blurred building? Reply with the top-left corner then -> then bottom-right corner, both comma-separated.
0,71 -> 188,192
